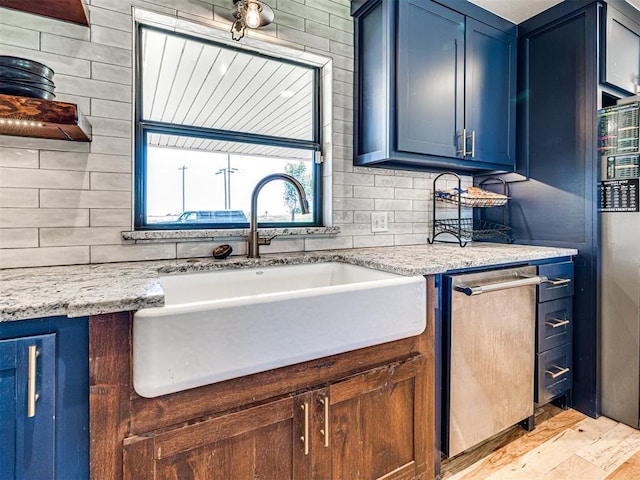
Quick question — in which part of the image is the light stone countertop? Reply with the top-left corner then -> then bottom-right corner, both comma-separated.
0,243 -> 577,322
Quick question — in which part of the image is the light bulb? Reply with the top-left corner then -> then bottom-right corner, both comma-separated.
244,2 -> 262,29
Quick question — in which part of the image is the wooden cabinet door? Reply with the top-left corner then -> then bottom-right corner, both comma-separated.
0,334 -> 55,480
397,0 -> 464,158
327,355 -> 429,480
123,397 -> 300,480
465,17 -> 516,168
605,5 -> 640,94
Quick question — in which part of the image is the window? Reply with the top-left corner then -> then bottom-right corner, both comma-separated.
135,26 -> 322,230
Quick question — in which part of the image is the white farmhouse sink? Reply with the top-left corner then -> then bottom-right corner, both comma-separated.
133,262 -> 426,398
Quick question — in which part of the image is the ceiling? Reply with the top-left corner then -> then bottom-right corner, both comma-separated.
467,0 -> 563,23
469,0 -> 640,23
141,28 -> 315,158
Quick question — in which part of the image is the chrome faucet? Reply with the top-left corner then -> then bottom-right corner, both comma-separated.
247,173 -> 310,258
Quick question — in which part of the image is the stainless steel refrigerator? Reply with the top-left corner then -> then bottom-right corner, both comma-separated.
599,98 -> 640,428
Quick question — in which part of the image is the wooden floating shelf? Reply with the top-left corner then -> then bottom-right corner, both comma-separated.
0,94 -> 91,142
0,0 -> 89,26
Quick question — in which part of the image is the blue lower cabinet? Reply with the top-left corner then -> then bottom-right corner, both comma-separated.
0,317 -> 89,480
0,334 -> 56,479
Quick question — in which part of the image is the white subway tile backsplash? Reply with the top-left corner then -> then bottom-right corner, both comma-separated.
91,24 -> 133,49
0,147 -> 39,168
0,23 -> 39,49
304,235 -> 352,251
261,237 -> 306,255
90,243 -> 176,263
0,188 -> 39,208
40,151 -> 132,173
55,75 -> 132,102
353,234 -> 394,248
0,44 -> 92,77
374,199 -> 413,211
308,0 -> 351,17
334,197 -> 374,211
91,63 -> 133,86
277,25 -> 330,52
353,186 -> 394,199
40,227 -> 124,246
41,33 -> 132,67
0,135 -> 90,152
90,172 -> 131,191
394,187 -> 430,200
375,175 -> 413,188
90,136 -> 132,156
0,246 -> 90,268
0,167 -> 90,190
40,189 -> 131,209
276,0 -> 330,25
334,171 -> 374,186
394,234 -> 429,246
90,99 -> 132,120
90,208 -> 131,227
329,14 -> 354,34
88,6 -> 134,32
306,22 -> 352,47
0,228 -> 38,248
0,208 -> 89,228
85,117 -> 132,138
91,0 -> 174,16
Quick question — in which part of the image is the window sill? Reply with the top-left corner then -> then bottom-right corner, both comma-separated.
122,226 -> 340,244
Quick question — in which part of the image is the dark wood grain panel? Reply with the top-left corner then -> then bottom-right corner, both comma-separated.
123,437 -> 155,480
154,397 -> 293,460
155,404 -> 295,480
0,94 -> 91,141
130,332 -> 424,435
0,0 -> 89,25
89,313 -> 132,480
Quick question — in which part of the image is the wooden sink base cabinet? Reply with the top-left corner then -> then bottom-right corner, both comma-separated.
89,277 -> 436,480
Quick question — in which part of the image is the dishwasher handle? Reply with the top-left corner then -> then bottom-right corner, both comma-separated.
455,274 -> 548,296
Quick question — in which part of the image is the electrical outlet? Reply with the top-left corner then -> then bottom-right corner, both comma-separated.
371,212 -> 388,232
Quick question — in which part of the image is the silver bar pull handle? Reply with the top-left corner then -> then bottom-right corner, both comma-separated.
546,318 -> 570,328
544,277 -> 572,286
457,129 -> 467,156
545,365 -> 570,379
455,275 -> 548,296
468,130 -> 476,158
27,345 -> 40,418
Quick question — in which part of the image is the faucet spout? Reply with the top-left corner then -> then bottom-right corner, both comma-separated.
248,173 -> 309,258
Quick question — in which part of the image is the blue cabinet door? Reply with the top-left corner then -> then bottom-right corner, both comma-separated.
465,18 -> 516,167
397,0 -> 464,158
0,334 -> 55,480
604,5 -> 640,95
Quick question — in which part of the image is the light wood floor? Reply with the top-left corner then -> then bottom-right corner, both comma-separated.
441,405 -> 640,479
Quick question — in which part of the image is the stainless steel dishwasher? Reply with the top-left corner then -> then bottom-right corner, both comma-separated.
442,266 -> 547,457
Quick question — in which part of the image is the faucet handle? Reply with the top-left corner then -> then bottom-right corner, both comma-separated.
258,234 -> 277,246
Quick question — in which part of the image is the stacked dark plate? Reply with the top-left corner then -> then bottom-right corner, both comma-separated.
0,56 -> 55,100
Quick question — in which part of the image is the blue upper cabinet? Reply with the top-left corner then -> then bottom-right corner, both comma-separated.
465,18 -> 517,168
0,334 -> 56,480
603,2 -> 640,95
353,0 -> 517,173
397,1 -> 464,159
